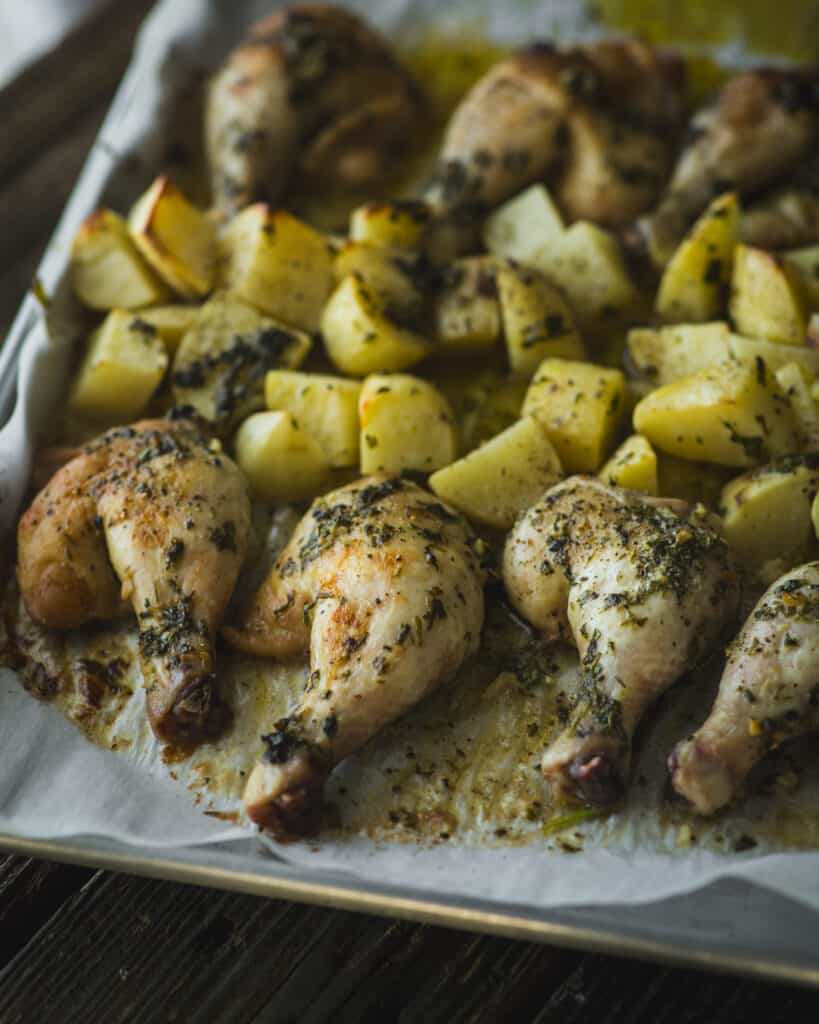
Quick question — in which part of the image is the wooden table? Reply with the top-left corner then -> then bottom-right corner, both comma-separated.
1,5 -> 818,1020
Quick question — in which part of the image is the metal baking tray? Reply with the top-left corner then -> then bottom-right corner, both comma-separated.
3,0 -> 819,986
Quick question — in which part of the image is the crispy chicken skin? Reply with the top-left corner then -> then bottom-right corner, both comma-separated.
670,562 -> 819,816
641,68 -> 819,263
206,3 -> 422,215
424,40 -> 684,226
17,419 -> 251,742
503,478 -> 739,806
224,476 -> 486,836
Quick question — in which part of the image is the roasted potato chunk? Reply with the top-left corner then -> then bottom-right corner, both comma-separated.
265,370 -> 361,468
633,359 -> 798,467
437,368 -> 527,453
358,374 -> 457,475
775,362 -> 819,452
656,192 -> 739,323
235,411 -> 330,503
497,265 -> 585,377
127,304 -> 199,354
321,274 -> 430,377
720,456 -> 819,581
333,242 -> 424,319
69,310 -> 168,422
783,245 -> 819,309
429,416 -> 562,530
128,177 -> 215,298
598,434 -> 658,495
71,209 -> 169,311
218,204 -> 333,332
483,184 -> 564,263
730,244 -> 808,346
173,292 -> 311,424
349,199 -> 431,251
522,358 -> 626,473
434,257 -> 501,354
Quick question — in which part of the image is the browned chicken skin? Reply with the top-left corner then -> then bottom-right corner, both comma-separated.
17,419 -> 251,743
224,476 -> 486,836
503,478 -> 739,806
424,39 -> 684,226
206,3 -> 423,215
670,562 -> 819,815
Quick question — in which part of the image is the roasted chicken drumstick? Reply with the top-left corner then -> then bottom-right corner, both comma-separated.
503,478 -> 739,806
225,476 -> 486,835
17,419 -> 251,742
670,562 -> 819,815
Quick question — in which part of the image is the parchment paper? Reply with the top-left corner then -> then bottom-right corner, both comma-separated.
3,0 -> 819,921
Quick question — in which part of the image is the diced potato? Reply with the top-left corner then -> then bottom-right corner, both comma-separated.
127,304 -> 199,354
775,362 -> 819,452
349,200 -> 431,251
720,456 -> 819,580
483,184 -> 564,262
434,257 -> 501,353
813,491 -> 819,541
429,416 -> 563,529
234,411 -> 330,503
730,244 -> 808,346
783,245 -> 819,309
218,204 -> 333,332
358,374 -> 457,475
70,209 -> 169,311
656,192 -> 739,323
173,292 -> 311,424
332,242 -> 424,320
598,435 -> 658,495
522,358 -> 626,473
264,370 -> 361,468
69,310 -> 168,422
128,177 -> 215,298
321,274 -> 430,377
496,265 -> 585,377
436,368 -> 527,453
627,322 -> 819,386
656,453 -> 732,508
633,359 -> 798,467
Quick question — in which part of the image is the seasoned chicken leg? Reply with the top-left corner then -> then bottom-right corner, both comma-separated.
641,69 -> 819,264
670,562 -> 819,815
503,478 -> 739,806
224,476 -> 486,835
424,40 -> 684,225
17,419 -> 251,742
206,3 -> 422,215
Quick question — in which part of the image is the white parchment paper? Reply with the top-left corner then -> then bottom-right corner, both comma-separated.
3,0 -> 819,925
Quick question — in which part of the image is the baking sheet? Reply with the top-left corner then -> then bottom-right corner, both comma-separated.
3,0 -> 819,963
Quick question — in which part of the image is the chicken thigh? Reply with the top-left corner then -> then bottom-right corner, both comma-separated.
224,476 -> 486,835
424,39 -> 684,226
670,562 -> 819,815
206,3 -> 422,215
503,478 -> 739,805
17,418 -> 251,742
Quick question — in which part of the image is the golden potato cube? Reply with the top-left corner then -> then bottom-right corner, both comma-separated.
783,245 -> 819,309
730,244 -> 808,346
775,361 -> 819,452
656,192 -> 739,323
497,265 -> 585,377
234,411 -> 330,503
321,274 -> 430,377
532,221 -> 641,333
720,457 -> 819,580
657,453 -> 732,507
359,374 -> 457,475
265,370 -> 361,468
483,184 -> 564,262
434,257 -> 502,353
128,176 -> 215,298
332,241 -> 424,320
219,204 -> 333,332
71,209 -> 169,311
522,358 -> 626,473
633,359 -> 798,467
127,304 -> 199,354
436,367 -> 527,453
598,434 -> 658,495
349,200 -> 431,251
69,310 -> 168,422
429,416 -> 563,530
173,292 -> 311,424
